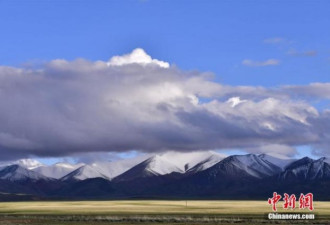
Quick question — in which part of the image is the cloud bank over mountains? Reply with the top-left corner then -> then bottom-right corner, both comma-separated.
0,49 -> 329,160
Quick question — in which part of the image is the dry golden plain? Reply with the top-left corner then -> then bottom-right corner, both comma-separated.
0,200 -> 329,215
0,200 -> 329,224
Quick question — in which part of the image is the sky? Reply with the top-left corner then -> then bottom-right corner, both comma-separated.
0,0 -> 329,164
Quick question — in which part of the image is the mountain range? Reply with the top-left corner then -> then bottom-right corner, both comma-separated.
0,151 -> 330,201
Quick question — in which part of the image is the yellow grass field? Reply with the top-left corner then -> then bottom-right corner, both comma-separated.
0,200 -> 329,224
0,200 -> 329,215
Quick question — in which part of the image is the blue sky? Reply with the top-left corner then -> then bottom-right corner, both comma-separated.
0,0 -> 329,164
1,0 -> 329,87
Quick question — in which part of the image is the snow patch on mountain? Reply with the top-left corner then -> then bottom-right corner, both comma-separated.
34,162 -> 85,179
258,153 -> 294,169
280,157 -> 330,180
187,153 -> 225,173
61,165 -> 109,181
90,154 -> 150,180
0,165 -> 48,181
143,155 -> 183,175
0,159 -> 45,170
229,154 -> 283,178
157,151 -> 225,172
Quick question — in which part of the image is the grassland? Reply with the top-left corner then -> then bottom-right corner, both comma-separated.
0,200 -> 329,224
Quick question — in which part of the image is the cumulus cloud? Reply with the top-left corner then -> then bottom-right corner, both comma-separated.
0,48 -> 329,160
107,48 -> 169,68
242,59 -> 280,67
283,83 -> 330,99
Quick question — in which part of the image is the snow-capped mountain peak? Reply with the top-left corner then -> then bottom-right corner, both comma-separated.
157,151 -> 226,172
114,151 -> 226,182
33,162 -> 85,179
144,155 -> 183,175
279,157 -> 330,181
60,165 -> 109,181
88,154 -> 150,180
0,164 -> 48,181
186,153 -> 225,173
258,153 -> 294,170
138,151 -> 227,176
222,154 -> 283,178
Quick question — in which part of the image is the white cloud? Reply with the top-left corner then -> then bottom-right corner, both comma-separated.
107,48 -> 170,68
242,59 -> 280,67
226,97 -> 247,107
283,83 -> 330,99
0,48 -> 329,160
246,144 -> 297,157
